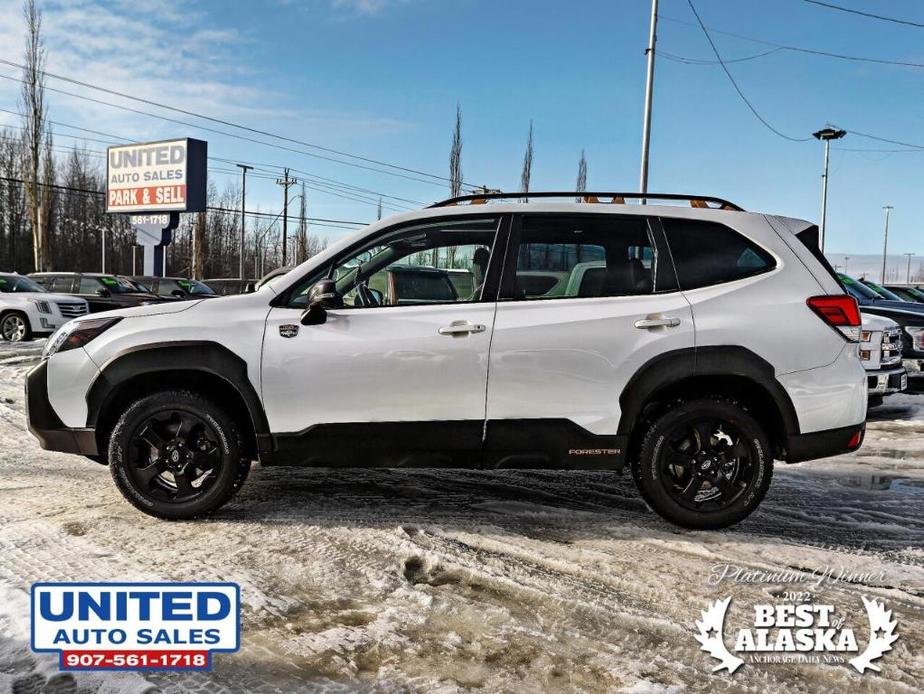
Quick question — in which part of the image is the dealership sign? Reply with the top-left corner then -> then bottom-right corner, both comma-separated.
32,582 -> 239,670
106,138 -> 207,213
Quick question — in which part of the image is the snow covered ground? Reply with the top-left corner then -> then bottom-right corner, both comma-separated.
1,340 -> 922,693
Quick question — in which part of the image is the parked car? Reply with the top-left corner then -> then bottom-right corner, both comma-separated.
366,265 -> 459,305
203,278 -> 256,296
858,278 -> 908,302
29,272 -> 166,313
883,285 -> 924,303
27,192 -> 867,529
859,312 -> 906,407
129,276 -> 217,300
840,273 -> 924,378
0,272 -> 88,342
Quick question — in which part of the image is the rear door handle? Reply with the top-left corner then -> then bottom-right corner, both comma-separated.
634,317 -> 681,329
439,321 -> 486,336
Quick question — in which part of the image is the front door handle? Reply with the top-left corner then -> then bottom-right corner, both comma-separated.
438,321 -> 487,336
634,316 -> 681,329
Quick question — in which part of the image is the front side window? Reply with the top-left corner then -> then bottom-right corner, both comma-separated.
0,275 -> 46,293
506,215 -> 659,300
663,219 -> 775,290
287,217 -> 499,308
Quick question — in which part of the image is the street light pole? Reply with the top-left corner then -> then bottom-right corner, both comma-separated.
236,164 -> 253,280
812,127 -> 846,253
881,205 -> 893,283
639,0 -> 658,196
844,256 -> 850,275
904,252 -> 915,284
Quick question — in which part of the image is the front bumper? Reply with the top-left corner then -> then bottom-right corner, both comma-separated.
786,423 -> 865,463
26,361 -> 98,456
866,366 -> 908,396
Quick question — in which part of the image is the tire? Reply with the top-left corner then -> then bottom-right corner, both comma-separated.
867,395 -> 883,409
109,390 -> 249,520
0,311 -> 32,342
631,397 -> 773,530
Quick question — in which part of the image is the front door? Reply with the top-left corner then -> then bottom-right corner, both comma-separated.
261,215 -> 505,466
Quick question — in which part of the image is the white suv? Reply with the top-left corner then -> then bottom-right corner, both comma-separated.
1,273 -> 89,342
26,193 -> 867,529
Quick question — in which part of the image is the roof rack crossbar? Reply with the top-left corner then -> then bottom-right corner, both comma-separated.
430,191 -> 743,212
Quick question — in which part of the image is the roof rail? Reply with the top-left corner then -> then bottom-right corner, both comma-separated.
430,191 -> 743,211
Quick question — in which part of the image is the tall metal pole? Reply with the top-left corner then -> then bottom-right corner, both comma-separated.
275,168 -> 297,268
881,206 -> 893,283
844,256 -> 850,275
819,138 -> 831,252
236,164 -> 252,280
102,226 -> 106,273
905,252 -> 915,283
639,0 -> 658,196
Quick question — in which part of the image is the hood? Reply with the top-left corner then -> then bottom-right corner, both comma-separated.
1,291 -> 85,304
84,299 -> 205,320
861,312 -> 899,331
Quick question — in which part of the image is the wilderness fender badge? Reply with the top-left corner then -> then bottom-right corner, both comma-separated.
695,596 -> 898,674
31,583 -> 240,670
279,324 -> 299,338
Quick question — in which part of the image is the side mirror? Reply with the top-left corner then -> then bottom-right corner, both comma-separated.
171,289 -> 187,298
96,288 -> 111,298
300,279 -> 343,325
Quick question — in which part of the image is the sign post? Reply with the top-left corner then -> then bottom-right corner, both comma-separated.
106,138 -> 207,277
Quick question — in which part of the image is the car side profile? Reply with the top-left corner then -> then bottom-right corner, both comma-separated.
130,276 -> 218,300
29,272 -> 167,313
0,273 -> 88,342
26,193 -> 867,529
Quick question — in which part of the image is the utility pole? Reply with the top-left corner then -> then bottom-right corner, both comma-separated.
236,164 -> 252,279
881,206 -> 893,283
638,0 -> 658,196
844,256 -> 850,275
275,168 -> 297,267
905,252 -> 915,284
812,127 -> 846,252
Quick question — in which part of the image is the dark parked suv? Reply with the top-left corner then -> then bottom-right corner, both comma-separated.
30,273 -> 166,313
130,276 -> 217,300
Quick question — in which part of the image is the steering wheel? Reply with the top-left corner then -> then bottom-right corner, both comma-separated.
356,280 -> 381,307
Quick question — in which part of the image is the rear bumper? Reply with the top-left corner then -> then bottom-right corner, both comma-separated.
25,361 -> 98,456
786,423 -> 865,463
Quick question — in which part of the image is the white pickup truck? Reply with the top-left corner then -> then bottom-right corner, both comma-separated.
860,312 -> 907,406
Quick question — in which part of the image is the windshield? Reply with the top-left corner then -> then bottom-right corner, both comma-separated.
177,279 -> 215,295
839,274 -> 881,301
98,276 -> 144,294
863,281 -> 903,301
906,287 -> 924,301
0,275 -> 46,293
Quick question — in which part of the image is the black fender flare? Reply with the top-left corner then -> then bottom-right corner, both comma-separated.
617,346 -> 800,437
86,341 -> 271,450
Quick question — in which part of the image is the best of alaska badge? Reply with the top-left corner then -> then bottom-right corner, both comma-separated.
695,596 -> 899,674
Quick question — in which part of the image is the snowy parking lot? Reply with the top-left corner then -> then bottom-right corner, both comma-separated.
1,340 -> 922,693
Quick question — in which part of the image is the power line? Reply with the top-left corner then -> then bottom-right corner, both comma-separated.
0,57 -> 478,191
659,47 -> 784,65
685,0 -> 812,142
835,128 -> 924,151
659,13 -> 924,69
0,175 -> 369,229
801,0 -> 924,29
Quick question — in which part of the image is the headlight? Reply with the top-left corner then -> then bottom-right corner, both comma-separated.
905,326 -> 924,351
28,298 -> 51,314
858,349 -> 871,361
43,317 -> 122,359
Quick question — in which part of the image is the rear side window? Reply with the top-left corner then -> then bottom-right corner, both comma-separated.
663,219 -> 775,290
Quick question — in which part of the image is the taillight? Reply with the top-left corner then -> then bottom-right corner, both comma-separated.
806,295 -> 861,342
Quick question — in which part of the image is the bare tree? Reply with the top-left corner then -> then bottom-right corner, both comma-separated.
575,150 -> 587,200
20,0 -> 50,271
449,103 -> 463,198
520,120 -> 533,200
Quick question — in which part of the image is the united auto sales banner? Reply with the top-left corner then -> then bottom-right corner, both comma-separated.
106,138 -> 207,214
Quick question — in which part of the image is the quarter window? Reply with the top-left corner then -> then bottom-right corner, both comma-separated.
663,219 -> 775,290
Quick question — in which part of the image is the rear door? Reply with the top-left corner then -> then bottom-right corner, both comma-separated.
485,213 -> 695,466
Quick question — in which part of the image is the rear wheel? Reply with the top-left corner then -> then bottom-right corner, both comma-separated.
0,311 -> 31,342
109,390 -> 250,520
631,398 -> 773,529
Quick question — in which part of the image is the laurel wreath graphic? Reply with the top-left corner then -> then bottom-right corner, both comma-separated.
849,596 -> 899,674
695,597 -> 745,674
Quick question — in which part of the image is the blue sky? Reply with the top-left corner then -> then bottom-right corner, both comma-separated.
0,0 -> 921,259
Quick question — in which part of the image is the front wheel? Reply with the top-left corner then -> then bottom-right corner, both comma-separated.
0,312 -> 31,342
109,390 -> 250,520
631,398 -> 773,529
